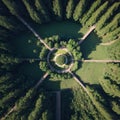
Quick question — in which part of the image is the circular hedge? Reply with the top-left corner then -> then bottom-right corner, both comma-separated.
55,54 -> 67,65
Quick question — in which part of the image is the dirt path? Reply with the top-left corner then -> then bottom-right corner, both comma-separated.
78,25 -> 96,45
78,60 -> 120,63
1,105 -> 16,120
35,72 -> 49,88
56,91 -> 61,120
17,15 -> 52,50
69,71 -> 113,120
69,71 -> 89,94
100,39 -> 119,46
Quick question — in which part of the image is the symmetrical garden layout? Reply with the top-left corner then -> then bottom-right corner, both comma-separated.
0,0 -> 120,120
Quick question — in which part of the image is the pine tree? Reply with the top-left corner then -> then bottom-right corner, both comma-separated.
98,13 -> 120,36
102,28 -> 120,42
28,95 -> 44,120
66,0 -> 75,19
108,41 -> 120,60
96,2 -> 120,30
2,0 -> 19,15
73,0 -> 88,21
35,0 -> 51,22
111,101 -> 120,115
86,1 -> 109,26
52,0 -> 63,20
0,15 -> 14,30
22,0 -> 42,24
81,0 -> 102,25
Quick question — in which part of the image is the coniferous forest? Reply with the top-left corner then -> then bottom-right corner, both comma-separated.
0,0 -> 120,120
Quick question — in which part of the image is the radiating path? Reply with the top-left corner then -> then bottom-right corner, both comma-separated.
69,71 -> 113,120
78,25 -> 96,44
100,39 -> 119,46
35,72 -> 49,88
1,106 -> 16,120
56,91 -> 61,120
69,71 -> 89,94
17,15 -> 52,50
78,60 -> 120,63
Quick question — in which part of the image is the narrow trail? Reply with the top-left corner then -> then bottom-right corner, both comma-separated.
78,25 -> 96,45
78,60 -> 120,63
69,71 -> 113,120
35,72 -> 49,88
1,105 -> 16,120
17,15 -> 52,50
100,39 -> 119,46
69,71 -> 89,94
56,91 -> 61,120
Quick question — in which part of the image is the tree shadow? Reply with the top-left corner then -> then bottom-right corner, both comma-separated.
85,83 -> 113,106
80,31 -> 102,59
61,89 -> 73,120
33,20 -> 82,39
41,77 -> 61,91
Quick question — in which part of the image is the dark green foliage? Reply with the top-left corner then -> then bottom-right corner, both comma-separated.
39,61 -> 48,72
86,1 -> 109,26
52,0 -> 63,20
0,54 -> 20,65
100,78 -> 120,98
96,2 -> 120,30
0,0 -> 120,119
102,28 -> 120,42
70,87 -> 105,120
104,63 -> 120,84
98,13 -> 120,36
1,0 -> 19,15
73,0 -> 88,21
50,72 -> 72,80
0,16 -> 14,30
108,40 -> 120,60
28,92 -> 55,120
22,0 -> 42,24
39,47 -> 48,60
66,0 -> 75,19
111,101 -> 120,115
87,86 -> 114,120
67,39 -> 82,60
100,63 -> 120,98
44,35 -> 60,48
81,0 -> 102,25
35,0 -> 51,22
99,63 -> 120,118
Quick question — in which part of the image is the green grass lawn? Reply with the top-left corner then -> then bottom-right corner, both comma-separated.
76,62 -> 106,84
35,20 -> 82,39
11,31 -> 40,58
80,32 -> 110,59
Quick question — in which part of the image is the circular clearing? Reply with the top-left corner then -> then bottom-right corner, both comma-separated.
47,48 -> 74,73
54,54 -> 68,67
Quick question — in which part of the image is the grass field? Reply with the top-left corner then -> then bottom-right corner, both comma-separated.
80,32 -> 110,59
76,62 -> 106,84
